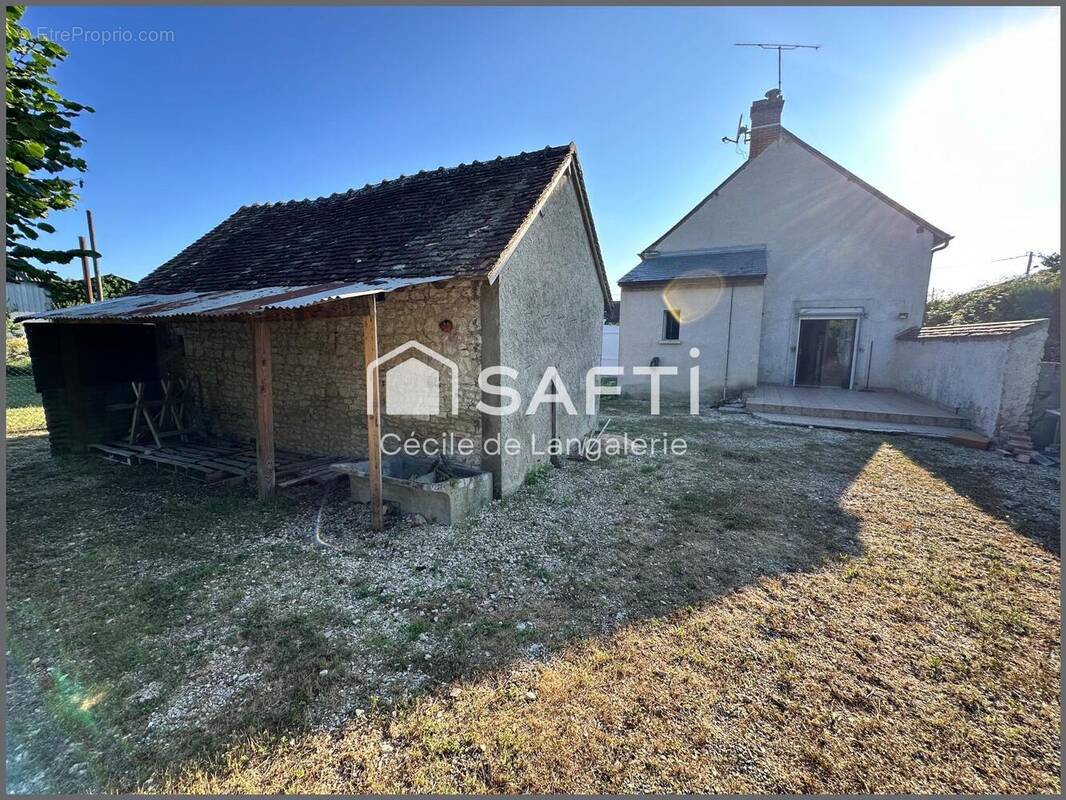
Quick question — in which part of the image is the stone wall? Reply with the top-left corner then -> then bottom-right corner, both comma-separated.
376,280 -> 483,466
171,280 -> 483,462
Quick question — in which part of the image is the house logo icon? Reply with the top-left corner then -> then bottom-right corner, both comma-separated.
367,341 -> 459,416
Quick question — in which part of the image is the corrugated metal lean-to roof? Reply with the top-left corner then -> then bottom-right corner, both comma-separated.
26,276 -> 447,323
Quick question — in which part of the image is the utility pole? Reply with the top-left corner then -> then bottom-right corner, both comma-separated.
86,210 -> 103,301
992,251 -> 1039,277
78,236 -> 94,303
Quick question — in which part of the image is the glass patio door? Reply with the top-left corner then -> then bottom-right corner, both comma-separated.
794,318 -> 857,389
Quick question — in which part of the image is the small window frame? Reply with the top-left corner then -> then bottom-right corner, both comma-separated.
661,309 -> 681,341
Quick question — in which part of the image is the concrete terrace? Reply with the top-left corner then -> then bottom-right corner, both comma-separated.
743,385 -> 989,444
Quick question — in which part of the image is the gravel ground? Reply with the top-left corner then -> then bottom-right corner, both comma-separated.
5,402 -> 1060,793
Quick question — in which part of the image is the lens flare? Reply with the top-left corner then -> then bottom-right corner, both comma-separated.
661,270 -> 729,324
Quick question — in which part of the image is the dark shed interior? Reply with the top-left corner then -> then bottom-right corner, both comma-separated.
25,322 -> 164,453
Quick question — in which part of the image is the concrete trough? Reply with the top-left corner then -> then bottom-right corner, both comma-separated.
332,455 -> 493,525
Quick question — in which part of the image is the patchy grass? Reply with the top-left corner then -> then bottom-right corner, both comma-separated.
5,371 -> 46,434
4,402 -> 1061,794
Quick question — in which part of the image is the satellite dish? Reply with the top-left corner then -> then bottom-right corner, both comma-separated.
721,114 -> 749,145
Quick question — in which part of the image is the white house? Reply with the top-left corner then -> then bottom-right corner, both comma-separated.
618,88 -> 953,397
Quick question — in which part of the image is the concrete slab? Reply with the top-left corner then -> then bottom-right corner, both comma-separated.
751,411 -> 990,447
744,385 -> 968,428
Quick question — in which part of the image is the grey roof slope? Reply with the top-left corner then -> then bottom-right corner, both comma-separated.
134,144 -> 609,303
642,128 -> 951,256
618,246 -> 767,286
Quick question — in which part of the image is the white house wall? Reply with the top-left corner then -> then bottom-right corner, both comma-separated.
652,138 -> 937,387
601,324 -> 619,367
619,281 -> 763,396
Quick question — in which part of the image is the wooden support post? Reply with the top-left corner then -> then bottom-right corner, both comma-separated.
78,236 -> 94,303
252,321 -> 276,500
86,210 -> 103,302
362,296 -> 384,530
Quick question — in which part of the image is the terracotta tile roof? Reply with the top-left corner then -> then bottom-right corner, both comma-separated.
135,145 -> 581,294
896,319 -> 1049,341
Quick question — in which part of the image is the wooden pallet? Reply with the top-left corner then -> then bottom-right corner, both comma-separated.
89,439 -> 344,489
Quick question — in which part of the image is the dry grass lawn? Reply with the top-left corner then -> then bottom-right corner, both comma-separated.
5,400 -> 1061,793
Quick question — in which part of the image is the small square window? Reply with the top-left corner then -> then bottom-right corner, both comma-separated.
662,309 -> 681,341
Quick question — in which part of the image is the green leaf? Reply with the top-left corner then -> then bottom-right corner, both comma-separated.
5,3 -> 93,272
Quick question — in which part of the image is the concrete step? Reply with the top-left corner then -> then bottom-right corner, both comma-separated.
751,412 -> 990,447
744,400 -> 966,429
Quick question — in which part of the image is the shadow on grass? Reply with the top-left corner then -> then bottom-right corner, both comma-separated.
4,408 -> 917,792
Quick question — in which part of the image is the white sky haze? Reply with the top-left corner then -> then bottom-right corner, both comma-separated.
893,10 -> 1060,295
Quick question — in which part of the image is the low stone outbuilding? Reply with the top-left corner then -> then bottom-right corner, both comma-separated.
27,144 -> 612,506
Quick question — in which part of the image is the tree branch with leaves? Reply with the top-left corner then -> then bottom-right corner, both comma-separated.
5,4 -> 95,290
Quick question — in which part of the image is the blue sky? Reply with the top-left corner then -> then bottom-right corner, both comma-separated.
22,5 -> 1061,296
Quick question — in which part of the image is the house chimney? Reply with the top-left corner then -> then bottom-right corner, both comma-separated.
748,89 -> 784,159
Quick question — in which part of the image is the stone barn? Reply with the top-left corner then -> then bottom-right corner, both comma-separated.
26,144 -> 612,522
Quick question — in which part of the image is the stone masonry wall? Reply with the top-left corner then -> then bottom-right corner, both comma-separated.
998,324 -> 1051,441
376,280 -> 483,465
170,280 -> 483,463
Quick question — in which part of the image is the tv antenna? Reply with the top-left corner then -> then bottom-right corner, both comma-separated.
734,42 -> 820,91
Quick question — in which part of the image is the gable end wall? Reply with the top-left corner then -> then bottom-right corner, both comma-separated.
653,138 -> 937,387
488,172 -> 604,495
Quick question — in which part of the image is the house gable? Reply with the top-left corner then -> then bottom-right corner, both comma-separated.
488,150 -> 613,312
644,131 -> 950,257
637,133 -> 945,389
485,169 -> 607,494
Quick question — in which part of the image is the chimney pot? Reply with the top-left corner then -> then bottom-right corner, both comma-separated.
748,89 -> 785,160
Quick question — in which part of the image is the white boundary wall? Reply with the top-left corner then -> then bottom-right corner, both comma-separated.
895,321 -> 1049,439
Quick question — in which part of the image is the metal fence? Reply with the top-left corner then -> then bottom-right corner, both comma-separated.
6,353 -> 46,435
